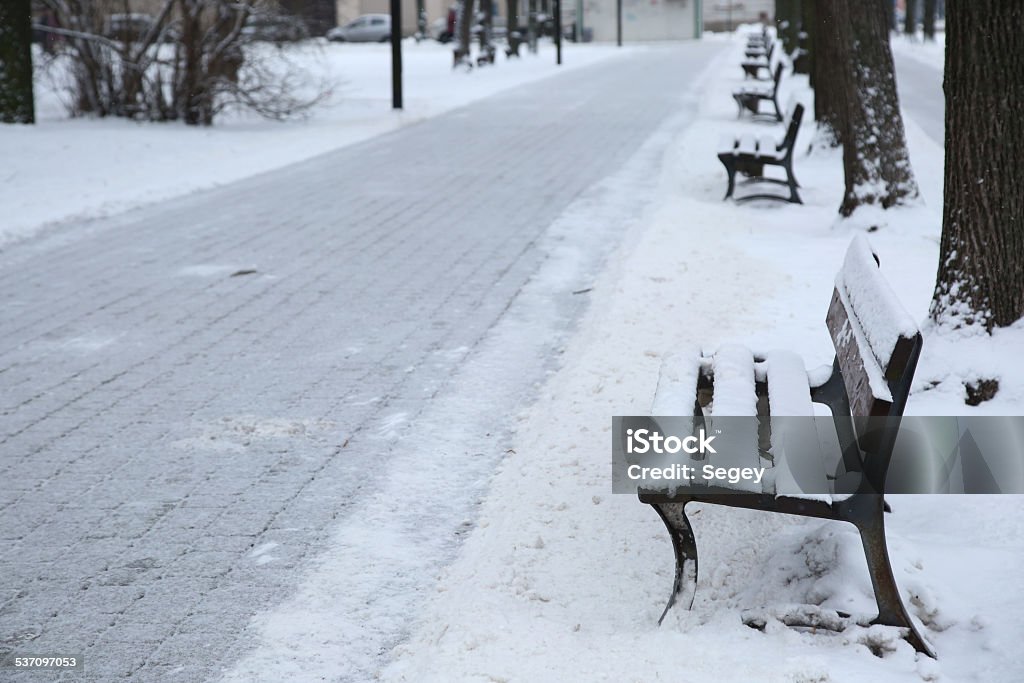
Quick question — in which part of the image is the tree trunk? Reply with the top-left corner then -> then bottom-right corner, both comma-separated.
812,0 -> 845,146
0,0 -> 35,124
775,0 -> 799,54
453,0 -> 475,66
903,0 -> 915,35
930,2 -> 1024,330
835,0 -> 918,216
922,0 -> 936,40
793,0 -> 811,74
507,0 -> 522,55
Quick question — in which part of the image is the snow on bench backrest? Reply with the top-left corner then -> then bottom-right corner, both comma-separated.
826,235 -> 921,418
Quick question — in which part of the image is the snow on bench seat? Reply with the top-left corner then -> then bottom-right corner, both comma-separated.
707,345 -> 760,493
709,344 -> 757,416
763,351 -> 830,501
651,350 -> 701,415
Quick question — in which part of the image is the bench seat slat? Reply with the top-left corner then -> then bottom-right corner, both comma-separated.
737,134 -> 758,156
764,351 -> 814,416
706,345 -> 761,492
762,351 -> 830,500
651,350 -> 702,416
736,84 -> 772,97
710,344 -> 757,416
717,134 -> 739,154
755,134 -> 784,160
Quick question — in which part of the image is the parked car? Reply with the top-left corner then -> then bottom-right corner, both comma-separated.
327,15 -> 392,43
241,14 -> 309,42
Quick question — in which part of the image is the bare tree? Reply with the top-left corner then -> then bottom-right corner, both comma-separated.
506,0 -> 522,56
830,0 -> 919,216
0,0 -> 35,123
36,0 -> 323,125
930,2 -> 1024,332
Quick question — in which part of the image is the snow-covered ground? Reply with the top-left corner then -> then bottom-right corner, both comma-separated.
890,31 -> 946,70
369,35 -> 1024,683
0,40 -> 632,247
4,27 -> 1021,683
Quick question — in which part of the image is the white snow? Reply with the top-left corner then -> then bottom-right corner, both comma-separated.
650,349 -> 701,415
710,344 -> 758,417
836,234 -> 919,372
0,40 -> 633,247
377,35 -> 1024,683
7,26 -> 1021,683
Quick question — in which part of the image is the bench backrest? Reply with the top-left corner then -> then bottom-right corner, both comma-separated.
771,60 -> 784,91
779,103 -> 804,154
824,236 -> 922,487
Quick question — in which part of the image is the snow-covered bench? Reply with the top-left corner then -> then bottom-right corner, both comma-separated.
744,31 -> 770,58
638,235 -> 933,656
741,40 -> 776,79
732,61 -> 785,121
717,102 -> 804,204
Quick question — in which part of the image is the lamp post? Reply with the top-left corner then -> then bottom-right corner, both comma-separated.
616,0 -> 622,46
554,0 -> 561,64
390,0 -> 402,109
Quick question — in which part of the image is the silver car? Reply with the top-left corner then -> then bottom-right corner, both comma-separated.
327,14 -> 392,43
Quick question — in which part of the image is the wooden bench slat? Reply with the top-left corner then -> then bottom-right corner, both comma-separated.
704,345 -> 761,492
717,135 -> 739,154
762,351 -> 830,499
709,344 -> 757,416
651,350 -> 702,416
835,235 -> 920,381
764,351 -> 814,416
737,134 -> 758,156
826,287 -> 893,418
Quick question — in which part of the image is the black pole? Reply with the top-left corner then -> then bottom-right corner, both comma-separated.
390,0 -> 402,109
554,0 -> 561,64
616,0 -> 622,46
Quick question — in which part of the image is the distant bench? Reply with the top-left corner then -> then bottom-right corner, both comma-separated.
733,61 -> 785,121
636,236 -> 934,657
741,40 -> 776,79
717,102 -> 804,204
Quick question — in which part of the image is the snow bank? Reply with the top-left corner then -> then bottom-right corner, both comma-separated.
380,34 -> 1024,683
0,40 -> 632,247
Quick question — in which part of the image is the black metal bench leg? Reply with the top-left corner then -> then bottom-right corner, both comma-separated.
846,496 -> 935,657
651,501 -> 699,624
779,159 -> 802,204
720,158 -> 737,200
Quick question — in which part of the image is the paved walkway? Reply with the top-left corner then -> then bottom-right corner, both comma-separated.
0,42 -> 723,682
893,52 -> 944,145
